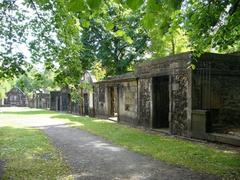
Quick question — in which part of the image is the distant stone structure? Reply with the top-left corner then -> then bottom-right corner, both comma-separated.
78,71 -> 96,116
50,88 -> 70,112
49,71 -> 96,115
3,87 -> 27,107
28,90 -> 50,109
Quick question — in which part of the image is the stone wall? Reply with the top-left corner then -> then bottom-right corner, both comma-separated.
137,53 -> 191,135
118,80 -> 138,125
94,84 -> 108,116
35,93 -> 50,109
50,91 -> 60,111
93,52 -> 240,139
211,75 -> 240,127
138,78 -> 152,128
50,91 -> 70,112
170,72 -> 190,136
192,54 -> 240,132
192,73 -> 240,131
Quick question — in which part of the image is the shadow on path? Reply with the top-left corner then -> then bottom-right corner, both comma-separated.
41,123 -> 219,180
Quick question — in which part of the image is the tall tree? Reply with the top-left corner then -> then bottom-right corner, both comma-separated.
182,0 -> 240,54
1,0 -> 240,82
80,3 -> 149,75
0,0 -> 30,79
16,69 -> 56,95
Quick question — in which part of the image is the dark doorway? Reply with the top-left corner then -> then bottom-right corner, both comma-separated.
109,87 -> 115,116
152,76 -> 169,129
56,96 -> 61,111
83,93 -> 89,115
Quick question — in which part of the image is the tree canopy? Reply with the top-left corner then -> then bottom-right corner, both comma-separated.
0,0 -> 239,86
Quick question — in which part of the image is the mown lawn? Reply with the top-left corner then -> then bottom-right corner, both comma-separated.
1,108 -> 240,179
0,112 -> 72,179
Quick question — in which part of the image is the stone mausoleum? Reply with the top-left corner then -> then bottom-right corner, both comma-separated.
93,52 -> 240,145
28,90 -> 50,109
50,88 -> 70,112
49,71 -> 96,116
2,87 -> 27,107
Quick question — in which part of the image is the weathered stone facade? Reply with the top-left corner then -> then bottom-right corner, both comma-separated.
192,54 -> 240,134
79,71 -> 96,116
3,87 -> 27,107
28,91 -> 50,109
93,52 -> 240,142
50,89 -> 70,112
94,73 -> 137,122
170,72 -> 190,136
138,78 -> 152,128
119,80 -> 138,125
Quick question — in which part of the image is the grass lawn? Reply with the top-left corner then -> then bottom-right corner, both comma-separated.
0,112 -> 72,179
1,108 -> 240,179
53,114 -> 240,179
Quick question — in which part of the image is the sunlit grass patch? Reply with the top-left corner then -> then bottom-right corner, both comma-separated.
0,126 -> 71,179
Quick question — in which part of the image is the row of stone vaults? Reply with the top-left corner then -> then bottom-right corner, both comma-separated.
93,52 -> 240,143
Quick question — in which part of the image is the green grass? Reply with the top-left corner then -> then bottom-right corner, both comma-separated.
1,108 -> 240,179
52,114 -> 240,179
0,125 -> 71,179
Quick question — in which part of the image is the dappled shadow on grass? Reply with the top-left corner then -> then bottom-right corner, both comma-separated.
0,126 -> 71,179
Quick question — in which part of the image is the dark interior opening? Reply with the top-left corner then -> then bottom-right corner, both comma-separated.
83,93 -> 89,115
57,96 -> 60,111
109,87 -> 115,116
152,76 -> 169,129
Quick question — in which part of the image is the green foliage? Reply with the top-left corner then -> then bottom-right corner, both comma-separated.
86,0 -> 102,10
15,69 -> 55,95
126,0 -> 144,10
92,62 -> 106,81
80,3 -> 149,75
0,80 -> 15,99
1,0 -> 240,84
70,88 -> 82,103
182,0 -> 240,53
68,0 -> 87,12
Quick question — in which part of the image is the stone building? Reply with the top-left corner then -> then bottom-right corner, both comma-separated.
79,71 -> 96,116
49,72 -> 96,114
93,52 -> 240,145
70,71 -> 96,116
94,73 -> 136,122
50,88 -> 70,112
3,87 -> 27,107
28,90 -> 50,109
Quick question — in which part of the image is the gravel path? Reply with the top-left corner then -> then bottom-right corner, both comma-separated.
0,108 -> 218,180
41,124 -> 218,180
